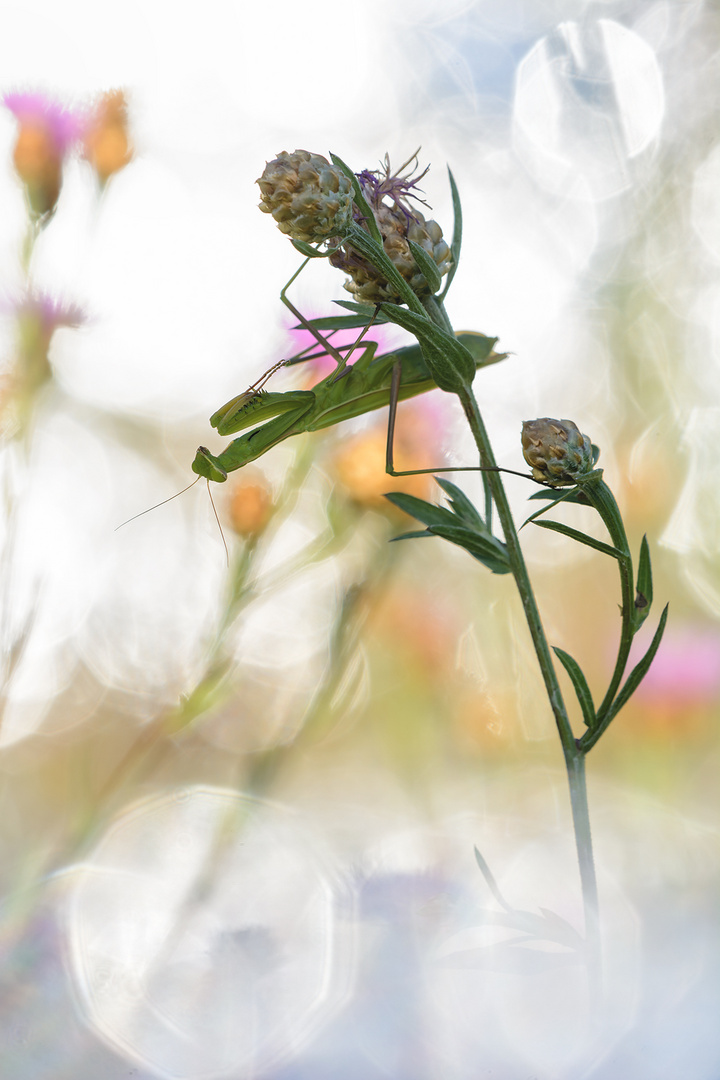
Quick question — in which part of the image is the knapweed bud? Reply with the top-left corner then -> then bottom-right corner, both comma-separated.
329,156 -> 452,304
83,90 -> 133,184
521,418 -> 595,485
257,150 -> 354,243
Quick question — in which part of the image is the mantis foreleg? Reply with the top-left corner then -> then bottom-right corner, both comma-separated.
279,257 -> 380,380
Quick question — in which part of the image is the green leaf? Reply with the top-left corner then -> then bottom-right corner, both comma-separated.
389,529 -> 434,543
291,239 -> 328,258
605,604 -> 669,722
428,523 -> 510,574
527,487 -> 590,504
474,845 -> 513,912
455,332 -> 503,367
577,474 -> 627,554
435,477 -> 485,528
299,311 -> 390,331
438,167 -> 462,302
379,302 -> 476,391
633,534 -> 653,629
332,300 -> 379,317
522,485 -> 587,526
532,519 -> 625,560
552,647 -> 596,729
329,152 -> 383,247
384,491 -> 458,529
408,239 -> 442,295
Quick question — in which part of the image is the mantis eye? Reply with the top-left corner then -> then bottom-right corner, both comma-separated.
192,447 -> 228,483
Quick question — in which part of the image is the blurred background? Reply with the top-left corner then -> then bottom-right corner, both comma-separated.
0,1 -> 719,1077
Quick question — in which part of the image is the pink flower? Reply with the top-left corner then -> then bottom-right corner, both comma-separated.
10,290 -> 85,336
633,624 -> 720,705
3,90 -> 87,216
3,91 -> 86,153
285,313 -> 392,384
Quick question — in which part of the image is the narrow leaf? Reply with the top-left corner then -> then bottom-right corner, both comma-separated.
408,239 -> 442,294
435,476 -> 485,528
606,604 -> 669,720
333,300 -> 383,319
553,647 -> 596,729
633,534 -> 653,628
578,474 -> 628,556
474,846 -> 513,912
438,167 -> 462,301
383,491 -> 458,529
389,529 -> 434,543
527,487 -> 591,505
532,519 -> 624,560
301,312 -> 390,330
455,331 -> 503,367
329,152 -> 383,246
291,239 -> 328,258
521,485 -> 585,526
428,523 -> 510,574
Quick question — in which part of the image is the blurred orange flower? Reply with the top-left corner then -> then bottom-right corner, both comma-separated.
83,90 -> 133,184
331,399 -> 447,513
227,475 -> 273,537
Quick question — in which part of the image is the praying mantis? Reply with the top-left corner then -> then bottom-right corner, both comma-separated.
190,317 -> 507,484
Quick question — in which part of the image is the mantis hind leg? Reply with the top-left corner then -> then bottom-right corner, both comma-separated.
384,360 -> 533,527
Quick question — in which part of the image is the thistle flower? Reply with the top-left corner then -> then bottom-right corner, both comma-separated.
1,290 -> 84,433
257,150 -> 354,243
329,153 -> 452,304
3,91 -> 85,217
82,90 -> 133,185
521,418 -> 595,485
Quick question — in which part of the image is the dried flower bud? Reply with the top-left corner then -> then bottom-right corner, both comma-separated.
257,150 -> 354,243
328,153 -> 452,304
521,418 -> 595,485
83,90 -> 133,184
227,477 -> 272,537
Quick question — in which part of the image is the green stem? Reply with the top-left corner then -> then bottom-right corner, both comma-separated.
579,477 -> 635,729
455,375 -> 601,969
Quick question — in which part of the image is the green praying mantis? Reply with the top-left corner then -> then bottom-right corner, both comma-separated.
190,317 -> 507,485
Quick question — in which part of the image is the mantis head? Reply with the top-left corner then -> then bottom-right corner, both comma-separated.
192,446 -> 228,483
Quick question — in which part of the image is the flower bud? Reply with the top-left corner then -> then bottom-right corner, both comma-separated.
257,150 -> 354,243
330,203 -> 452,304
521,418 -> 595,485
83,90 -> 133,184
328,156 -> 452,304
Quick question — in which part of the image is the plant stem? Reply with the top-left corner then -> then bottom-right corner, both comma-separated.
455,379 -> 601,972
579,477 -> 634,727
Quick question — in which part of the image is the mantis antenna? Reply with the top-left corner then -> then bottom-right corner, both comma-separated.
115,476 -> 230,567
